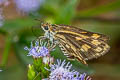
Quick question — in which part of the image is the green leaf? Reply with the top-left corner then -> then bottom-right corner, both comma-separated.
28,64 -> 36,80
13,42 -> 33,65
55,0 -> 78,24
1,17 -> 38,33
0,64 -> 27,80
77,0 -> 120,17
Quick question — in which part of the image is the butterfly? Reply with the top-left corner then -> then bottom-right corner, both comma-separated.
39,22 -> 110,65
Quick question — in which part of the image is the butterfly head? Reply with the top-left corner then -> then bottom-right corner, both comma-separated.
41,23 -> 51,31
41,22 -> 57,39
41,23 -> 57,33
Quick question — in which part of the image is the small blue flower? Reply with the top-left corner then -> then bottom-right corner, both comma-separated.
0,0 -> 9,6
43,56 -> 54,65
0,8 -> 4,27
24,41 -> 49,58
14,0 -> 44,13
0,69 -> 2,72
80,73 -> 92,80
48,59 -> 92,80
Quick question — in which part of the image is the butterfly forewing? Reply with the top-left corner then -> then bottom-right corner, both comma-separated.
56,24 -> 109,42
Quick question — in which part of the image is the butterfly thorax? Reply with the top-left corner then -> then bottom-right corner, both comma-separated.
41,23 -> 59,42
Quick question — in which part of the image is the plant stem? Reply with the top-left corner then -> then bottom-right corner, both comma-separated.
1,35 -> 11,67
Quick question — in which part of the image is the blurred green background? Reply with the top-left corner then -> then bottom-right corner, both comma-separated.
0,0 -> 120,80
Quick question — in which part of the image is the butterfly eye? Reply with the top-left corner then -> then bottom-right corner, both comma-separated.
44,26 -> 49,30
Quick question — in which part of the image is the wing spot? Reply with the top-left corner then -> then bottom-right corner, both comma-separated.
91,40 -> 101,45
80,32 -> 87,33
56,30 -> 89,39
95,47 -> 102,52
75,37 -> 82,40
92,34 -> 100,39
104,44 -> 110,50
95,53 -> 101,57
80,48 -> 85,52
65,44 -> 70,48
81,44 -> 91,52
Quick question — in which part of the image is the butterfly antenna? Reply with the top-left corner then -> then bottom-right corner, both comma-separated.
34,18 -> 45,24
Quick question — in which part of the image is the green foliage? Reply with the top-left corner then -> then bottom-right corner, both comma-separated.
38,0 -> 78,24
54,0 -> 78,24
28,58 -> 50,80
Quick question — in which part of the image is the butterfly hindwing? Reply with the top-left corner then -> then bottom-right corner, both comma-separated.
55,27 -> 110,64
55,33 -> 87,64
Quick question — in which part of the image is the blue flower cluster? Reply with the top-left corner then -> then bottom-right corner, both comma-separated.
48,60 -> 91,80
24,40 -> 91,80
24,41 -> 49,58
25,40 -> 92,80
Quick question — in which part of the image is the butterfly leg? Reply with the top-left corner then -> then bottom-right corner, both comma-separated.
38,36 -> 47,40
37,36 -> 57,51
48,40 -> 58,51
